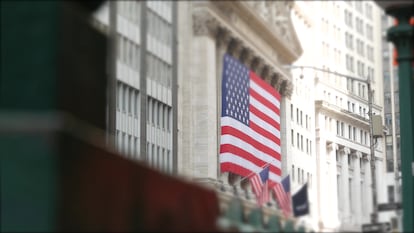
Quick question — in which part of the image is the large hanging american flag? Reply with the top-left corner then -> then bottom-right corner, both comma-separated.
219,53 -> 282,184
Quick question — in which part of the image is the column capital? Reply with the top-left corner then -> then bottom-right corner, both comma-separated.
193,9 -> 220,37
227,38 -> 244,58
340,146 -> 351,155
239,48 -> 255,67
279,79 -> 294,98
216,27 -> 232,50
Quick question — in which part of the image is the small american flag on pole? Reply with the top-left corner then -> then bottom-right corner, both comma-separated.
272,175 -> 292,217
249,165 -> 270,206
219,53 -> 282,185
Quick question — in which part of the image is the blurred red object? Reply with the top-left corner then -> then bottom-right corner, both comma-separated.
59,135 -> 220,232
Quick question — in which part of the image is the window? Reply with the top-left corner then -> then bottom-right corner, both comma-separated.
147,97 -> 151,123
291,129 -> 294,146
152,100 -> 157,125
336,149 -> 339,163
129,87 -> 134,115
301,170 -> 304,184
291,104 -> 294,120
117,82 -> 122,110
349,178 -> 353,213
353,127 -> 356,141
296,108 -> 299,124
123,84 -> 128,112
135,90 -> 139,117
298,168 -> 301,183
292,165 -> 295,181
297,133 -> 300,149
337,120 -> 340,135
300,111 -> 303,126
301,135 -> 304,151
388,186 -> 395,203
306,115 -> 308,129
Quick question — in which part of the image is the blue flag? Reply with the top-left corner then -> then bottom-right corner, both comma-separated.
292,183 -> 309,217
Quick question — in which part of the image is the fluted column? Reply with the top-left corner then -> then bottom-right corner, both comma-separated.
216,28 -> 232,190
191,10 -> 219,179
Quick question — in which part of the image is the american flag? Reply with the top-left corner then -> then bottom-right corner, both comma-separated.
249,165 -> 270,206
219,53 -> 282,184
272,175 -> 292,217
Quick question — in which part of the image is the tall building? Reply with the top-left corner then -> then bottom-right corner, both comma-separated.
92,1 -> 178,174
291,1 -> 387,232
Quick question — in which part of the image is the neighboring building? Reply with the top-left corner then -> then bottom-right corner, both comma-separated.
291,1 -> 387,232
93,1 -> 177,174
381,11 -> 402,232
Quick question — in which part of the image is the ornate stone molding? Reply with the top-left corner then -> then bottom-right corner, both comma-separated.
240,0 -> 301,57
193,9 -> 220,36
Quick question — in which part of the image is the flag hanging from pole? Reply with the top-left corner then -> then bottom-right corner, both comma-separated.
249,165 -> 270,206
272,175 -> 292,217
292,183 -> 309,217
219,53 -> 282,185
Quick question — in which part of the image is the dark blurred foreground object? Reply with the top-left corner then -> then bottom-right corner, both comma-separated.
1,1 -> 220,231
375,1 -> 414,232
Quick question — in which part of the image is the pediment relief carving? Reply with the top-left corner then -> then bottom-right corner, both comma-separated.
242,0 -> 302,61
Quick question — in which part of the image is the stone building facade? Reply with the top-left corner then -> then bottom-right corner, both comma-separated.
176,0 -> 303,226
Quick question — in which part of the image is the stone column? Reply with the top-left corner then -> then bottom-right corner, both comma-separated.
216,28 -> 232,190
353,151 -> 362,224
365,154 -> 373,221
328,143 -> 340,228
191,10 -> 219,180
324,142 -> 339,229
341,147 -> 351,220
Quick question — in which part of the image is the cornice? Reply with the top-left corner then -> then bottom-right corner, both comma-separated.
315,100 -> 370,130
